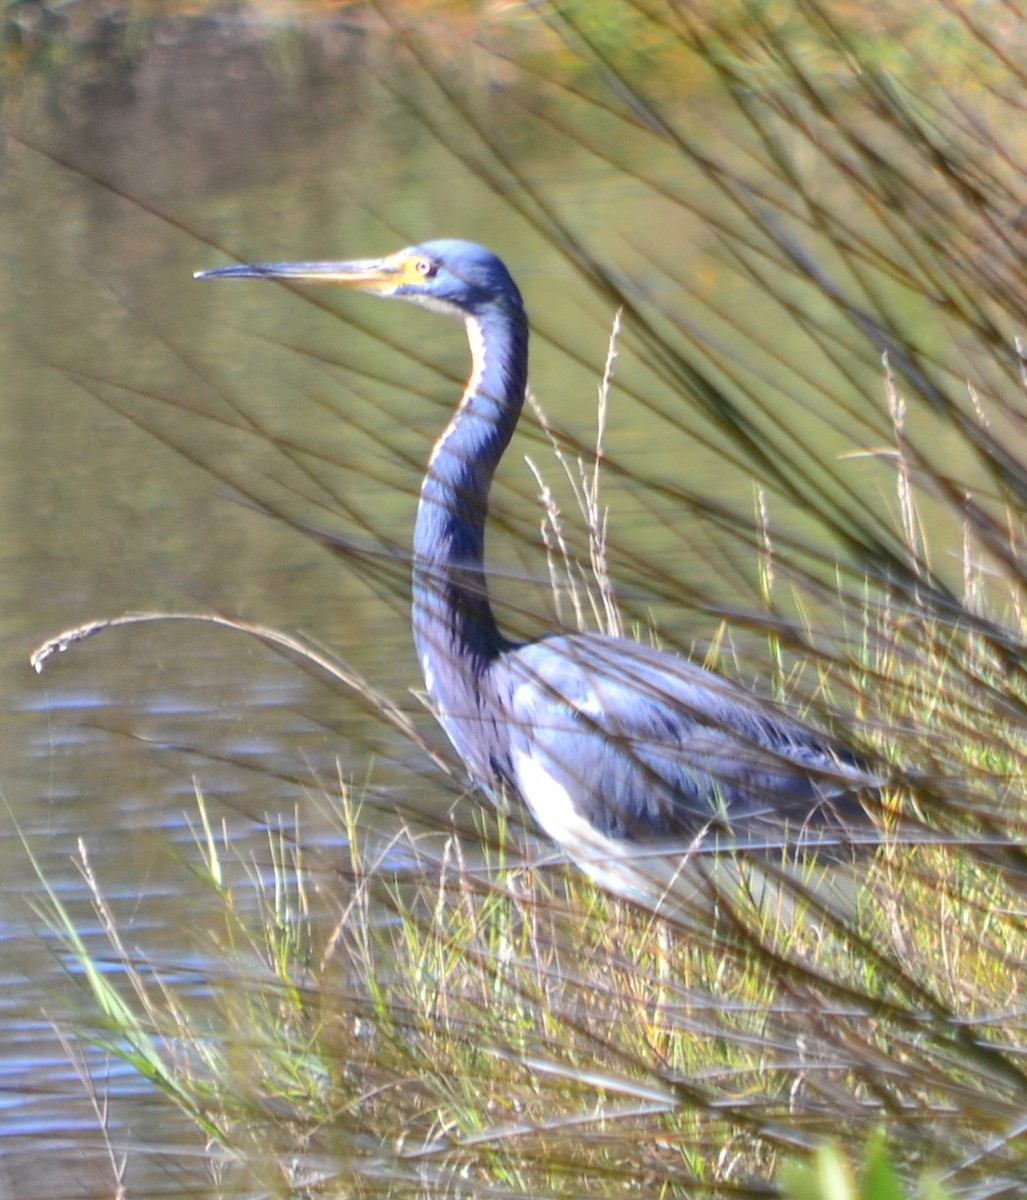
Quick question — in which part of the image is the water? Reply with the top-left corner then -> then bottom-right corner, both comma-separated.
0,9 -> 961,1194
0,14 -> 699,1193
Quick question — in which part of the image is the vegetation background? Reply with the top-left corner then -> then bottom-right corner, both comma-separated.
2,1 -> 1026,1197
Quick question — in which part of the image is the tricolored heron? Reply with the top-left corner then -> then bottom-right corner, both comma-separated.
197,240 -> 871,891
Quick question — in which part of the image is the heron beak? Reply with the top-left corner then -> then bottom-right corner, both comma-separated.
194,250 -> 415,294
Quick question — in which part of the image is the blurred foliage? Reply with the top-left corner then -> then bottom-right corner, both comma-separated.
0,0 -> 1014,92
9,0 -> 1027,1195
781,1132 -> 950,1200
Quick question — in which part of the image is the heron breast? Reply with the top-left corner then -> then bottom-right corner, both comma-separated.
512,749 -> 625,864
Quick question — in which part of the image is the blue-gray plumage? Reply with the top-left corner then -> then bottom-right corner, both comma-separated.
197,240 -> 871,886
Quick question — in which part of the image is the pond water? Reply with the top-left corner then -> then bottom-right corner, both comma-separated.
0,15 -> 700,1192
0,8 -> 965,1195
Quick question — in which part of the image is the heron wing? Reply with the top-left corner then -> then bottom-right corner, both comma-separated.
502,633 -> 867,843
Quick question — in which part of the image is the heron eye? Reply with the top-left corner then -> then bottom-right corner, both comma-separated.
415,258 -> 437,278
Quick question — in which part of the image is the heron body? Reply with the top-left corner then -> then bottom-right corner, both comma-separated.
198,241 -> 870,889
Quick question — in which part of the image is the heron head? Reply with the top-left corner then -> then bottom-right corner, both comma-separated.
195,238 -> 524,321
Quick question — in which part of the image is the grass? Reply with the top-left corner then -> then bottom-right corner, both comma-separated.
31,783 -> 991,1196
16,0 -> 1027,1195
29,342 -> 1025,1195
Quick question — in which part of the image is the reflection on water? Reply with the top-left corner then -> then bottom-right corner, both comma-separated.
5,24 -> 392,1193
2,14 -> 621,1192
0,7 -> 917,1194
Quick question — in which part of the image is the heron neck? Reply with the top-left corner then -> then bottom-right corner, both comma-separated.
412,305 -> 528,688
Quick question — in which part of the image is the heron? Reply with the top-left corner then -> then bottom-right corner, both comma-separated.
197,240 -> 873,897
